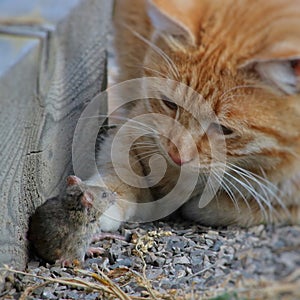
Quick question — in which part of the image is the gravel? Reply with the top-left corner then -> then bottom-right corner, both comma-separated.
1,220 -> 300,299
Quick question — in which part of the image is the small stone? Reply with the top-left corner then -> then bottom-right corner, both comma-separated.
41,287 -> 56,299
173,256 -> 190,265
166,238 -> 187,251
176,269 -> 186,278
8,288 -> 17,296
66,291 -> 81,298
146,268 -> 163,279
250,224 -> 265,236
153,257 -> 166,267
84,293 -> 100,300
205,239 -> 214,247
114,258 -> 133,268
191,255 -> 203,265
215,268 -> 225,277
212,240 -> 223,252
32,287 -> 44,297
160,278 -> 172,289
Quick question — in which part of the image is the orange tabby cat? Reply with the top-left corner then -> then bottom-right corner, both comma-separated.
92,0 -> 300,230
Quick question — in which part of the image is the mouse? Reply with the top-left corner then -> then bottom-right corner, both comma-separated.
28,175 -> 115,266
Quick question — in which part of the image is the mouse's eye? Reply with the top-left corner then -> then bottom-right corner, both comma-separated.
161,95 -> 178,110
208,123 -> 234,136
102,192 -> 107,198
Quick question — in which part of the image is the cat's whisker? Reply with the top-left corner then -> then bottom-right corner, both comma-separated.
212,163 -> 254,213
134,64 -> 168,78
78,114 -> 159,135
122,23 -> 180,80
107,115 -> 159,135
227,163 -> 288,214
258,166 -> 291,219
224,163 -> 289,222
227,163 -> 278,190
132,141 -> 157,146
105,123 -> 155,136
130,145 -> 157,150
206,172 -> 220,203
132,150 -> 161,166
220,84 -> 264,100
114,134 -> 154,142
223,175 -> 253,213
219,93 -> 248,103
225,164 -> 273,204
232,170 -> 274,219
221,169 -> 271,221
211,170 -> 241,212
97,149 -> 160,172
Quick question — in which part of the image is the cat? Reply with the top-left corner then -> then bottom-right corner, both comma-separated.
89,0 -> 300,231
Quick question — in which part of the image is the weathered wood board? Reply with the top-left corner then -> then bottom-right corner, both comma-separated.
0,0 -> 113,279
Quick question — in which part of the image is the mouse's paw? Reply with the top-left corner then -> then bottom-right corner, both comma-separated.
92,232 -> 127,243
56,258 -> 81,268
85,246 -> 105,257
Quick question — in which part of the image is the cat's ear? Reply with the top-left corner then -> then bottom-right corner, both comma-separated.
147,0 -> 202,45
241,43 -> 300,94
253,59 -> 300,94
240,17 -> 300,95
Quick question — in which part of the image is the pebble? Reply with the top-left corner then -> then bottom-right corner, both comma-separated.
41,287 -> 56,299
173,255 -> 190,265
191,256 -> 203,265
212,240 -> 223,252
205,239 -> 214,247
3,222 -> 300,299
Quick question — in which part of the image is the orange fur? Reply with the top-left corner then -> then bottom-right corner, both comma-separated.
97,0 -> 300,228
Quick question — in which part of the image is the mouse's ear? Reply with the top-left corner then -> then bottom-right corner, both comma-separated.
81,192 -> 93,209
147,0 -> 202,45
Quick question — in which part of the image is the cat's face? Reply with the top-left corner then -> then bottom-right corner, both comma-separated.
140,0 -> 300,178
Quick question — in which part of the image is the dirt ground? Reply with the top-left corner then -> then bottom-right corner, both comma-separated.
1,220 -> 300,300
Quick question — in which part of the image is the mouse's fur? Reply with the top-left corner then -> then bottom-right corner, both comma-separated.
28,176 -> 114,264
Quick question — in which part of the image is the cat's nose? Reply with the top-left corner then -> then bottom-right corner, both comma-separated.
168,151 -> 184,165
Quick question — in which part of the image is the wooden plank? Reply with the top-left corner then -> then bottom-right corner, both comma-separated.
0,36 -> 40,271
0,0 -> 112,278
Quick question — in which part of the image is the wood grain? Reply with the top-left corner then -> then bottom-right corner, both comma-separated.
0,0 -> 112,277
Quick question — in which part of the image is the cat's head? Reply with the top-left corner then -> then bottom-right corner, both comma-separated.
140,0 -> 300,177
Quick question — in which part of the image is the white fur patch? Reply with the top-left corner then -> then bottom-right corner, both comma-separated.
98,204 -> 123,232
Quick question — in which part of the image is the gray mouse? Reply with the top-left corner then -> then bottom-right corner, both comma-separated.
28,175 -> 115,266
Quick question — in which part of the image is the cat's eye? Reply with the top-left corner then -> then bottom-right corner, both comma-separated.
161,96 -> 178,110
255,59 -> 300,94
291,60 -> 300,76
208,123 -> 234,136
